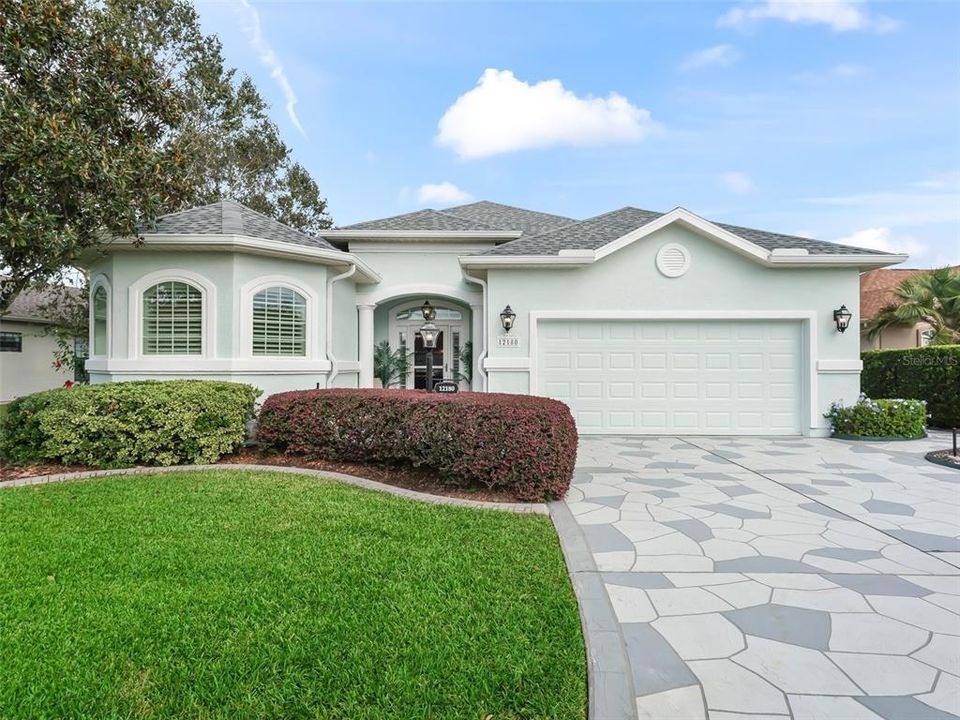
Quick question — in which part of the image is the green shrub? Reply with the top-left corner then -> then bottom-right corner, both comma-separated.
861,345 -> 960,427
0,380 -> 260,467
824,395 -> 927,439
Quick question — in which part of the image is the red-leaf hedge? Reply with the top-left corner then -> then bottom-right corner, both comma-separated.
256,389 -> 578,501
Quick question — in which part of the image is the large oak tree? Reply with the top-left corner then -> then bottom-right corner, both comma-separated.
0,0 -> 331,311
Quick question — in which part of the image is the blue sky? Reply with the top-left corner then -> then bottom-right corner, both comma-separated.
195,1 -> 960,266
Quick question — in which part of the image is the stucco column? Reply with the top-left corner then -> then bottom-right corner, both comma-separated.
357,303 -> 375,388
470,303 -> 484,391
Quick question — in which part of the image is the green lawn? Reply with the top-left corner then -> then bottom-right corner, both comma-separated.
0,470 -> 585,719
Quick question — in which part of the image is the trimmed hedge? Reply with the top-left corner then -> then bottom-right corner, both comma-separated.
861,345 -> 960,428
824,395 -> 927,439
257,390 -> 578,501
0,380 -> 260,467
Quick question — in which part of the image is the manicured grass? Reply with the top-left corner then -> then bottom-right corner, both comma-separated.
0,471 -> 585,719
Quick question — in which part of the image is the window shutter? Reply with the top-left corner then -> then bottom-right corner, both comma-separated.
252,286 -> 306,356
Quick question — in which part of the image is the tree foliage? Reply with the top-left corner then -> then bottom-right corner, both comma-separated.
0,0 -> 331,312
866,267 -> 960,345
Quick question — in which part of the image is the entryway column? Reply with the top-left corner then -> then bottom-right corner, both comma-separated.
358,303 -> 375,388
470,302 -> 484,391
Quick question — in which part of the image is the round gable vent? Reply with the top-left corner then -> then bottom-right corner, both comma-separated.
656,243 -> 690,278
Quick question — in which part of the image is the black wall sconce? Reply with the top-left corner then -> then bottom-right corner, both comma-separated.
833,305 -> 852,333
499,305 -> 516,333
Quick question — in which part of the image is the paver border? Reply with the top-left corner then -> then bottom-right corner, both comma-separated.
0,463 -> 548,514
550,500 -> 638,720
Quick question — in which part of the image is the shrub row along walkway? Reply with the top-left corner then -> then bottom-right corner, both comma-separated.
569,434 -> 960,720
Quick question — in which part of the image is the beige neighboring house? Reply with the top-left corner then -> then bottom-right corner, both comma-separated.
0,285 -> 83,403
859,267 -> 936,351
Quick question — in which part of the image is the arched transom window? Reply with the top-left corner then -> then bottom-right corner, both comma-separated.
395,306 -> 462,321
142,281 -> 203,355
252,286 -> 306,356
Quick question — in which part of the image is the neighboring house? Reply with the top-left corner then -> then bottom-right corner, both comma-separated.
79,199 -> 906,436
859,267 -> 953,351
0,285 -> 82,403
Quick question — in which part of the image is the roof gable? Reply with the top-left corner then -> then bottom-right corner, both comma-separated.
142,200 -> 337,251
483,206 -> 895,258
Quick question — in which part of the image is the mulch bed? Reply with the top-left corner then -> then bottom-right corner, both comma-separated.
926,450 -> 960,471
1,450 -> 523,503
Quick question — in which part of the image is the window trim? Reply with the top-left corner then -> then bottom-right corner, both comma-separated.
238,276 -> 319,360
88,275 -> 112,358
128,269 -> 217,359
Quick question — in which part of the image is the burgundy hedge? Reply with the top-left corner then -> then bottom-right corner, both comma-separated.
256,389 -> 578,501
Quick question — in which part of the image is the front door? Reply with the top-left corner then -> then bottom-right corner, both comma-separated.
412,329 -> 445,390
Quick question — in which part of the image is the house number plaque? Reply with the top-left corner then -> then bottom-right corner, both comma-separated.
496,335 -> 520,348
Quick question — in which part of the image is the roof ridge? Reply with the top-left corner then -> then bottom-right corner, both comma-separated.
430,207 -> 503,231
446,200 -> 576,223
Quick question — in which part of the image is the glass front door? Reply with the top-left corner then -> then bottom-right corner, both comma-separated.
412,329 -> 445,390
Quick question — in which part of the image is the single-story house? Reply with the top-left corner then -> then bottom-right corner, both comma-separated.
1,284 -> 84,403
859,266 -> 954,351
79,199 -> 906,436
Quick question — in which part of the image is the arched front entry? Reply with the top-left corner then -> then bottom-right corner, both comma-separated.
357,289 -> 483,391
388,299 -> 469,389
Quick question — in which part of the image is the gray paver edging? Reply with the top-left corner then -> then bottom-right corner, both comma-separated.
0,464 -> 549,514
925,451 -> 960,471
549,500 -> 638,720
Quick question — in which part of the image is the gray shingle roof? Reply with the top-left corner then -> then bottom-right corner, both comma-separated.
1,282 -> 83,324
142,200 -> 338,251
483,206 -> 892,257
336,201 -> 576,236
338,208 -> 501,233
442,201 -> 575,237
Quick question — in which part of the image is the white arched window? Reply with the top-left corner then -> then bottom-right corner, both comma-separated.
92,285 -> 108,356
252,286 -> 307,356
142,280 -> 203,355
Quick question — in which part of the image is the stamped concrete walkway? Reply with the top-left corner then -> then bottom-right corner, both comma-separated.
569,434 -> 960,720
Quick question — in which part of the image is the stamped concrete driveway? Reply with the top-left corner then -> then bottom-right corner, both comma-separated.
569,434 -> 960,720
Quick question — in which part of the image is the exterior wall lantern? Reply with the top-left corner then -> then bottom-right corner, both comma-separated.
420,320 -> 439,392
499,305 -> 516,333
421,299 -> 436,322
833,305 -> 852,333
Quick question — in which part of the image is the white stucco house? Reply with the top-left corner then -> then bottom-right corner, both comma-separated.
79,199 -> 906,436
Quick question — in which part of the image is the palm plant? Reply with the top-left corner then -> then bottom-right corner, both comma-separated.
373,340 -> 412,388
867,267 -> 960,345
455,341 -> 473,385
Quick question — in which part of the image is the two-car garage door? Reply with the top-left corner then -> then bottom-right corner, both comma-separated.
537,320 -> 804,435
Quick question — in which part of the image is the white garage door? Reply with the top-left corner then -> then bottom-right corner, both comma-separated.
537,320 -> 804,435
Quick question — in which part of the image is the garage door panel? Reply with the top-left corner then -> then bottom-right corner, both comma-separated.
538,320 -> 803,435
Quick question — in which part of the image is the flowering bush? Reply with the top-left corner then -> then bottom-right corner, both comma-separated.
825,394 -> 927,439
1,380 -> 260,467
257,389 -> 578,501
862,346 -> 959,427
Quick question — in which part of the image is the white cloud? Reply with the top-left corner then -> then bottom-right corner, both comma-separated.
679,44 -> 740,72
233,0 -> 305,135
834,227 -> 926,256
436,69 -> 658,158
720,171 -> 755,194
416,182 -> 473,206
718,0 -> 898,33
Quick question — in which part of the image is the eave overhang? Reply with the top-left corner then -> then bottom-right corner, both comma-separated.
84,234 -> 382,283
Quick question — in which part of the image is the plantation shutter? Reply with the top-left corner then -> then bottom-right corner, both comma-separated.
142,281 -> 203,355
252,286 -> 306,356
